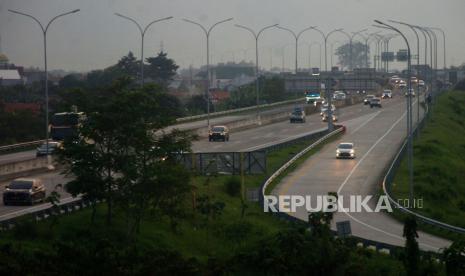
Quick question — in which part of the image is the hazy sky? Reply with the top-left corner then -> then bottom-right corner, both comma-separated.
1,0 -> 464,72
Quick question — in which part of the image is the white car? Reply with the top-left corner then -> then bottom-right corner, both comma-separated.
382,90 -> 392,99
336,143 -> 355,159
405,89 -> 416,97
320,104 -> 336,116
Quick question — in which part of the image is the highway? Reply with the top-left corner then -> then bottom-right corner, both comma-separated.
0,95 -> 380,221
273,92 -> 452,252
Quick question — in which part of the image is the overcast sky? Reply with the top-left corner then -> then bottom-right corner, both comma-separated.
1,0 -> 464,72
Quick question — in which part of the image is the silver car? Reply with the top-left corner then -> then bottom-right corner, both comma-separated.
336,143 -> 355,159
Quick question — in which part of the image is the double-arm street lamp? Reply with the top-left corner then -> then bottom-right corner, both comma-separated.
183,18 -> 234,128
235,23 -> 278,123
310,27 -> 349,131
348,29 -> 368,70
352,31 -> 381,68
115,13 -> 173,86
9,8 -> 80,164
276,26 -> 316,73
374,20 -> 414,206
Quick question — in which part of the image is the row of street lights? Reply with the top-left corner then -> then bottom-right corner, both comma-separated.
8,9 -> 446,174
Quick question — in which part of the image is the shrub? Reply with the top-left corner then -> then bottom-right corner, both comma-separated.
224,177 -> 241,197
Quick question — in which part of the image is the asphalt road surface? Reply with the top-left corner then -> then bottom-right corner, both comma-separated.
273,93 -> 451,252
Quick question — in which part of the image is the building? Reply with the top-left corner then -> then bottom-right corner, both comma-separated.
0,69 -> 23,86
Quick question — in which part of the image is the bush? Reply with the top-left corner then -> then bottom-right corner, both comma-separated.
224,177 -> 241,197
455,79 -> 465,91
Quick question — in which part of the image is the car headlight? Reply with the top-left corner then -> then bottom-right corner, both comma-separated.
336,149 -> 340,154
350,149 -> 355,154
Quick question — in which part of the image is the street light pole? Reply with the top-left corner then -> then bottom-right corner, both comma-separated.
184,18 -> 233,128
311,27 -> 347,131
389,20 -> 421,125
374,20 -> 413,206
9,8 -> 80,165
348,29 -> 368,70
430,27 -> 446,71
235,23 -> 278,123
115,13 -> 172,86
276,26 -> 315,74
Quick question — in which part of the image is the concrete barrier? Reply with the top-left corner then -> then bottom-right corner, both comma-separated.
0,157 -> 52,181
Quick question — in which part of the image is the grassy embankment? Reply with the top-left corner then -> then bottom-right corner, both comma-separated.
391,90 -> 465,240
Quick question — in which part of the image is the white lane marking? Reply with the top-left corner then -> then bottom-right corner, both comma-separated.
349,111 -> 382,134
336,101 -> 439,250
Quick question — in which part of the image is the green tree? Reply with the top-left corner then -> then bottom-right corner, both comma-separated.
60,82 -> 193,230
145,51 -> 179,86
403,215 -> 420,275
443,239 -> 465,275
335,42 -> 370,69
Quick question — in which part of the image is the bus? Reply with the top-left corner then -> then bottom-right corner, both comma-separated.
50,112 -> 85,141
305,91 -> 322,104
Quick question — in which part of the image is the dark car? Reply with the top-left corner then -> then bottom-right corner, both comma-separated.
290,109 -> 306,123
36,141 -> 61,157
364,95 -> 375,105
370,98 -> 382,108
208,126 -> 230,142
3,178 -> 46,205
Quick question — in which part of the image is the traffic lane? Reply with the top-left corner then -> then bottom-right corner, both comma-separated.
166,102 -> 305,133
0,171 -> 73,218
0,150 -> 36,165
333,100 -> 450,251
275,99 -> 450,251
192,96 -> 404,153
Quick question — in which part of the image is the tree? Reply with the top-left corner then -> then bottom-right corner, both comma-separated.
145,51 -> 179,86
403,215 -> 420,275
443,239 -> 465,275
59,81 -> 193,231
335,42 -> 370,70
116,51 -> 139,77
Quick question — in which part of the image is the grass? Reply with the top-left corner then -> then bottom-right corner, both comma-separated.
391,90 -> 465,240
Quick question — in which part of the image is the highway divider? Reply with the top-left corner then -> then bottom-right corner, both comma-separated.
0,140 -> 45,155
175,97 -> 305,123
382,102 -> 465,234
0,157 -> 53,182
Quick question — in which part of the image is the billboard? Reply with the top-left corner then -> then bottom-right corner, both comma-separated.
381,52 -> 395,62
396,50 -> 409,61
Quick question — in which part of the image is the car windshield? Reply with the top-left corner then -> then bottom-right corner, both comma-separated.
9,180 -> 33,189
366,95 -> 374,99
212,127 -> 224,132
292,111 -> 303,115
338,144 -> 353,149
40,143 -> 57,149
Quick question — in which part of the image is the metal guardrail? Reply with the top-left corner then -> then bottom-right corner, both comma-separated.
175,98 -> 305,123
382,98 -> 465,234
0,140 -> 45,153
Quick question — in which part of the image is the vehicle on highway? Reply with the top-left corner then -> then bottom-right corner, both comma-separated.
370,98 -> 382,108
3,178 -> 46,205
322,113 -> 338,122
36,141 -> 62,157
305,91 -> 322,104
405,89 -> 416,97
336,143 -> 355,159
363,95 -> 375,105
418,80 -> 425,86
382,90 -> 392,99
50,112 -> 85,141
398,80 -> 407,88
289,108 -> 306,123
208,125 -> 229,142
320,104 -> 336,116
333,91 -> 346,100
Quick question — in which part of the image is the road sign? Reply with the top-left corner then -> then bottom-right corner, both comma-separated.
336,220 -> 352,237
381,52 -> 395,62
396,50 -> 408,61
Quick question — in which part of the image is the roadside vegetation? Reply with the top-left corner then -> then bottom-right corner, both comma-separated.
392,90 -> 465,239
